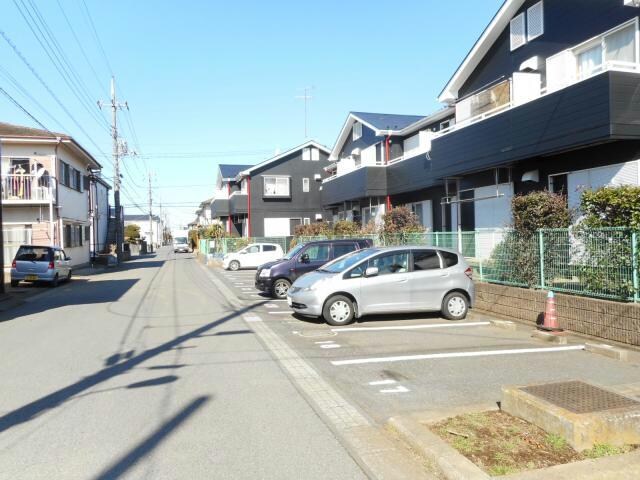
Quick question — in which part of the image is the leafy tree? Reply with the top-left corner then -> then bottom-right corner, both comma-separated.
124,224 -> 141,242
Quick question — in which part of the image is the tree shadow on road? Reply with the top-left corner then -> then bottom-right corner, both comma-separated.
92,395 -> 211,480
0,303 -> 258,435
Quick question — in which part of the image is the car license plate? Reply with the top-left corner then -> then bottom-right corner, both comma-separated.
25,275 -> 38,281
287,296 -> 292,307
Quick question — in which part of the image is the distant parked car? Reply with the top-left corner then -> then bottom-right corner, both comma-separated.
255,239 -> 373,299
223,243 -> 284,271
10,245 -> 72,288
287,246 -> 474,326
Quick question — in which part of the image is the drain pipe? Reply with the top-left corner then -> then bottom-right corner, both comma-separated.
246,176 -> 251,238
385,136 -> 392,213
227,182 -> 231,234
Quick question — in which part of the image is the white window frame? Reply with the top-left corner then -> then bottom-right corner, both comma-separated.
572,19 -> 640,79
302,148 -> 311,161
311,147 -> 320,161
302,177 -> 310,192
303,218 -> 310,225
527,1 -> 544,42
352,122 -> 362,141
510,13 -> 527,51
263,175 -> 290,197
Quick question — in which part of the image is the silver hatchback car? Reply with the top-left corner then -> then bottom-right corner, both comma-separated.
287,246 -> 475,326
11,245 -> 72,287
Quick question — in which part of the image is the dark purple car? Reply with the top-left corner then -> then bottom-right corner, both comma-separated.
255,239 -> 373,298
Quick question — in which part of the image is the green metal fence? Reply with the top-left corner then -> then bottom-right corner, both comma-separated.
475,228 -> 640,302
203,228 -> 640,303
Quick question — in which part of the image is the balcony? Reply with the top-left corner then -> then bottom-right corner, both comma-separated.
2,175 -> 56,204
321,165 -> 387,205
211,198 -> 229,217
228,192 -> 247,215
430,69 -> 640,180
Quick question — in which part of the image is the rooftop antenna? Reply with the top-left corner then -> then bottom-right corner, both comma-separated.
295,86 -> 314,138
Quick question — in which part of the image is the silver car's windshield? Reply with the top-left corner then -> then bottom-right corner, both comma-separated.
318,249 -> 377,273
174,237 -> 188,244
283,243 -> 305,260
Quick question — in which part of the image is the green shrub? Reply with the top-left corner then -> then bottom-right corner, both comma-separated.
382,206 -> 425,234
574,186 -> 640,299
487,192 -> 571,288
293,222 -> 331,237
580,185 -> 640,229
333,220 -> 361,236
512,191 -> 572,235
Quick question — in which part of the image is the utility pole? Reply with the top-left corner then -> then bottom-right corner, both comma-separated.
98,77 -> 127,264
148,172 -> 154,253
295,86 -> 313,138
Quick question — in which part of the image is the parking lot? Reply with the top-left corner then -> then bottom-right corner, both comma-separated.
212,265 -> 640,424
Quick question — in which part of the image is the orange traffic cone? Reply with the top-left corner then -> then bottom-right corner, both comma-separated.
539,291 -> 562,332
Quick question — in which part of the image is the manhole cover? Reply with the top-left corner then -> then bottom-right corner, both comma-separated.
521,381 -> 640,414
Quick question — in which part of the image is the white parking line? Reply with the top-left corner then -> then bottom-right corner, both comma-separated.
320,344 -> 341,349
331,345 -> 586,366
380,386 -> 409,394
368,379 -> 396,386
332,321 -> 491,333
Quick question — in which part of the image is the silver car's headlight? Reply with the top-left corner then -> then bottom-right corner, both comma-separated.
300,286 -> 314,292
259,268 -> 271,278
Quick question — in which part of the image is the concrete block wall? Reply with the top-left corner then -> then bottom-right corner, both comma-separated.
475,283 -> 640,346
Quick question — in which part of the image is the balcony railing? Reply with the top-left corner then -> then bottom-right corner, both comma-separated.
436,61 -> 640,139
2,174 -> 56,202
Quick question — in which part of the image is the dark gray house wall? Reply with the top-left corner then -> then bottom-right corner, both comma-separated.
247,147 -> 330,237
459,0 -> 640,98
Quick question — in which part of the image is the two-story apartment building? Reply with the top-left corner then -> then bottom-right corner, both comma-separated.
1,122 -> 108,266
322,111 -> 455,229
211,140 -> 331,237
322,0 -> 640,232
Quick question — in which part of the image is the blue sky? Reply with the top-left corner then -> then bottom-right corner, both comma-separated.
0,0 -> 504,227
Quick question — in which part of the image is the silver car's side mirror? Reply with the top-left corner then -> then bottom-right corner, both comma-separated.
364,267 -> 379,278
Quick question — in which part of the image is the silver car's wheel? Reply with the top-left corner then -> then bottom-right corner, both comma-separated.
442,292 -> 468,320
323,295 -> 355,326
228,260 -> 240,271
272,279 -> 291,299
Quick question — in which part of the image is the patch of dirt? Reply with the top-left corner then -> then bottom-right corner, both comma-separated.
430,411 -> 637,477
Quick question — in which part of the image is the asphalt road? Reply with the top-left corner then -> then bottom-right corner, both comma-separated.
0,249 -> 367,480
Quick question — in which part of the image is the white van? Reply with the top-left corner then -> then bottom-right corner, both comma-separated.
172,230 -> 191,253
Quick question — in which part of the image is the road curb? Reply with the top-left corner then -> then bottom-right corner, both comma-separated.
201,263 -> 435,479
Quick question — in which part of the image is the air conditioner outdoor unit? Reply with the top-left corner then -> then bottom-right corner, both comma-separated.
351,148 -> 361,156
624,0 -> 640,7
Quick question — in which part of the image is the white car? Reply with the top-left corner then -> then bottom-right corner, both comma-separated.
223,243 -> 284,271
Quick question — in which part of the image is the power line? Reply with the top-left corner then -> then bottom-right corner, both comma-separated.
0,86 -> 49,130
80,0 -> 114,75
55,0 -> 108,98
12,0 -> 110,133
0,29 -> 110,161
